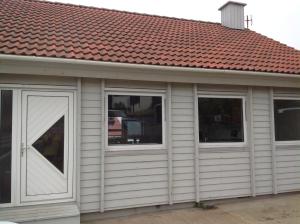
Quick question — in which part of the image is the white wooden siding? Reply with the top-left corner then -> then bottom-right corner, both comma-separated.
171,84 -> 196,203
105,79 -> 167,90
5,73 -> 300,218
78,80 -> 300,214
274,88 -> 300,98
0,74 -> 77,86
80,79 -> 102,213
274,88 -> 300,193
104,152 -> 169,210
252,88 -> 273,195
197,85 -> 251,200
276,145 -> 300,192
220,2 -> 245,29
198,150 -> 251,199
103,80 -> 169,211
0,202 -> 79,223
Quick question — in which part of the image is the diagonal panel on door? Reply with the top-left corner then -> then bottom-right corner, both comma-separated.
32,116 -> 65,174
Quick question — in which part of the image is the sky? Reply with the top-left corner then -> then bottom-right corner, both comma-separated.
48,0 -> 300,50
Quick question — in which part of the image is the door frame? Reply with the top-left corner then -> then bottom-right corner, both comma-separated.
0,85 -> 77,208
20,90 -> 75,204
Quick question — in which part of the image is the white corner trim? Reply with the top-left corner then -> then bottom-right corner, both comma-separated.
167,83 -> 173,205
247,87 -> 256,197
100,79 -> 105,213
193,84 -> 200,203
76,78 -> 81,208
269,88 -> 278,194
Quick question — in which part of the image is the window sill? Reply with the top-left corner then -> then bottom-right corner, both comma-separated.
199,142 -> 247,149
105,148 -> 167,156
275,141 -> 300,146
106,143 -> 165,151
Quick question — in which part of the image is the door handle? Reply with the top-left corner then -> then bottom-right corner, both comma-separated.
21,143 -> 29,156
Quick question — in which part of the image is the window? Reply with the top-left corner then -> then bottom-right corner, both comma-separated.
274,99 -> 300,141
0,90 -> 13,204
32,116 -> 65,173
107,94 -> 164,148
198,96 -> 245,144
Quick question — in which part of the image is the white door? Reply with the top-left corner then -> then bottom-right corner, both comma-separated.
20,91 -> 74,203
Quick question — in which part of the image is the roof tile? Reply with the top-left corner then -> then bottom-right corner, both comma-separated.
1,0 -> 300,74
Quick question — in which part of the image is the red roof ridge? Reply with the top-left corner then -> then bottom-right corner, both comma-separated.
23,0 -> 221,26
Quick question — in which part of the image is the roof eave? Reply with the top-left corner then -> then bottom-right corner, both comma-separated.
1,54 -> 298,79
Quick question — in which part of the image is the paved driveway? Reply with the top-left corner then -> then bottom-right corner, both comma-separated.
82,193 -> 300,224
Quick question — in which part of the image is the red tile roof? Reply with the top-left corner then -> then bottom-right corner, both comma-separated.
1,0 -> 300,74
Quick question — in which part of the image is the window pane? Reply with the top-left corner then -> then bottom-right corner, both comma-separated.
108,95 -> 162,145
274,100 -> 300,141
0,90 -> 13,204
32,116 -> 64,173
198,97 -> 244,143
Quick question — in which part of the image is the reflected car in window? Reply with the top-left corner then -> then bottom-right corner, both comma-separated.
107,95 -> 163,146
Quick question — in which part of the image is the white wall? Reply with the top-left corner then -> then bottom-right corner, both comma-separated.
276,145 -> 300,192
274,88 -> 300,193
220,3 -> 245,29
197,85 -> 251,200
0,74 -> 77,86
80,79 -> 102,212
199,150 -> 251,199
104,152 -> 169,210
252,88 -> 273,195
80,79 -> 169,212
79,78 -> 300,213
1,73 -> 299,219
104,80 -> 169,211
171,84 -> 196,202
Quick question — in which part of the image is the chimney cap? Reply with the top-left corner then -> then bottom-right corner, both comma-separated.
218,1 -> 247,11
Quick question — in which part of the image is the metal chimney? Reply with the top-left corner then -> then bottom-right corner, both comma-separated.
219,1 -> 247,29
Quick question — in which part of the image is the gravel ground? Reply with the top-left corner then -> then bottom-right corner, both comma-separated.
82,193 -> 300,224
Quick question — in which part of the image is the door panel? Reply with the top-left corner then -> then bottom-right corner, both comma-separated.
26,148 -> 67,195
21,91 -> 74,203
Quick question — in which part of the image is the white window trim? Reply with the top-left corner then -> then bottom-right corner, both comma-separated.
273,97 -> 300,145
105,91 -> 166,151
198,94 -> 247,148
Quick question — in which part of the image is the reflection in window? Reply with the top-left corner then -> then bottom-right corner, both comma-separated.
108,95 -> 162,145
0,90 -> 13,204
32,116 -> 64,173
198,97 -> 244,143
274,99 -> 300,141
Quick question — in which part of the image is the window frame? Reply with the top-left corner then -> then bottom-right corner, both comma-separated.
197,94 -> 247,148
0,85 -> 78,209
273,96 -> 300,146
0,89 -> 17,208
105,91 -> 166,151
